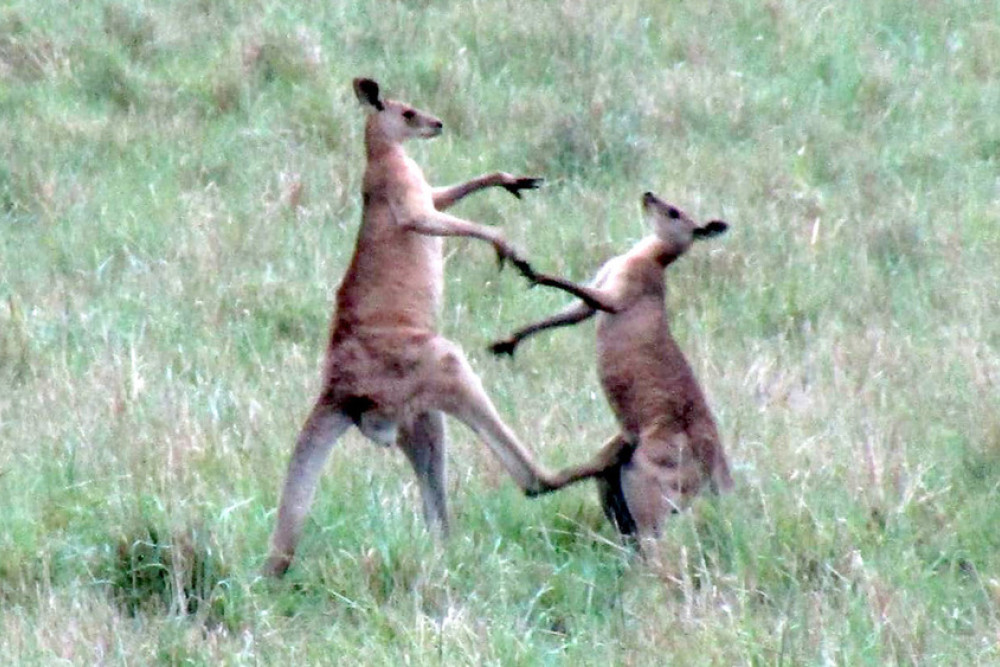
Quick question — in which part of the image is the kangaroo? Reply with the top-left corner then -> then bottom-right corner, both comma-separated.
264,78 -> 562,577
490,192 -> 734,545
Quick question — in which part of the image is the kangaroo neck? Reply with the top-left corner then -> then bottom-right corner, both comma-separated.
364,126 -> 408,162
635,236 -> 680,268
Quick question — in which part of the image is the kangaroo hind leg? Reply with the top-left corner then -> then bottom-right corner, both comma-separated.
597,463 -> 638,539
422,340 -> 558,495
397,410 -> 449,537
264,403 -> 352,577
528,432 -> 636,497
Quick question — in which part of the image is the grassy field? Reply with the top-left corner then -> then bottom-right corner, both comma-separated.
2,0 -> 999,663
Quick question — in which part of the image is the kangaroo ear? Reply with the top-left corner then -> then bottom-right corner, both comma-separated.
353,78 -> 384,111
693,220 -> 728,239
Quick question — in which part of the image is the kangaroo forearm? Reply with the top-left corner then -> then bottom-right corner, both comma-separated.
432,174 -> 500,211
510,305 -> 594,343
403,211 -> 502,245
530,273 -> 619,313
433,173 -> 542,210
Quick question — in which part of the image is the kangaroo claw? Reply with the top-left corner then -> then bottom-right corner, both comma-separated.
502,177 -> 544,199
489,339 -> 517,357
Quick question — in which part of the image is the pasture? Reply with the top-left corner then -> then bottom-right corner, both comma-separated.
1,0 -> 998,663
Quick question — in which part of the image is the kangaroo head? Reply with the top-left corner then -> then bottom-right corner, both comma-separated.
642,191 -> 728,259
353,78 -> 444,144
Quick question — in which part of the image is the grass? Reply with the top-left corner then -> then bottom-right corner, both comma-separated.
2,0 -> 999,663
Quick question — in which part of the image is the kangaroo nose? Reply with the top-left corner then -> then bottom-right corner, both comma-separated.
433,120 -> 443,130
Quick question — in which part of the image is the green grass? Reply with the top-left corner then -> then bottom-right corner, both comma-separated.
2,0 -> 1000,663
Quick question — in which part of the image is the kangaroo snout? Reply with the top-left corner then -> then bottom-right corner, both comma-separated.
641,191 -> 681,220
424,119 -> 444,137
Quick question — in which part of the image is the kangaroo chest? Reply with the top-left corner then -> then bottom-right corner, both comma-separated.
595,297 -> 694,433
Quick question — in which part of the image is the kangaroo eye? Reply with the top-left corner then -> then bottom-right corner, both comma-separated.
402,109 -> 416,120
668,207 -> 680,219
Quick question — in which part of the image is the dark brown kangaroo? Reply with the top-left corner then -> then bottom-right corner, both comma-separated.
491,192 -> 734,545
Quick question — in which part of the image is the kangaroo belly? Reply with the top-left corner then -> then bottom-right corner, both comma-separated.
322,328 -> 436,411
334,226 -> 444,331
